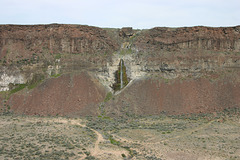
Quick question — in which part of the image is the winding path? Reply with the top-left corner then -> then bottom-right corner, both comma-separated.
55,119 -> 128,159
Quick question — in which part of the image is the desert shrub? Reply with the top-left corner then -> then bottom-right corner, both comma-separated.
10,84 -> 27,94
104,92 -> 113,102
109,136 -> 120,146
55,53 -> 61,59
85,155 -> 96,160
50,73 -> 61,78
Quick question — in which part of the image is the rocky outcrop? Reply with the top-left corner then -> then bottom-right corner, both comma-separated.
0,24 -> 119,61
0,24 -> 240,116
134,26 -> 240,53
0,66 -> 25,91
119,27 -> 134,38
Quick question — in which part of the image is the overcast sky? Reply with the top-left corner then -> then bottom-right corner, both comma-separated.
0,0 -> 239,29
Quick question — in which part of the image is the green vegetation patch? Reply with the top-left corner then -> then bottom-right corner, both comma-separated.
27,73 -> 45,90
104,92 -> 113,102
120,48 -> 132,55
54,53 -> 62,59
109,136 -> 120,146
50,73 -> 61,78
112,59 -> 129,91
10,84 -> 27,95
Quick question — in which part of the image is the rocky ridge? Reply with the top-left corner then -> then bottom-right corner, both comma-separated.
0,24 -> 240,115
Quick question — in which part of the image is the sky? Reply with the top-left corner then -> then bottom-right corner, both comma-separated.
0,0 -> 239,29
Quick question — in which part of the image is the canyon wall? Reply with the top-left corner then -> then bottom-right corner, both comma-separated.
134,26 -> 240,53
0,24 -> 118,58
0,24 -> 240,116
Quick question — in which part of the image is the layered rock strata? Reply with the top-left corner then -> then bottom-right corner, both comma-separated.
0,24 -> 239,115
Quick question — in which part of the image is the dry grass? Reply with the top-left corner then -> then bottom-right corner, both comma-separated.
0,116 -> 95,160
0,110 -> 239,160
114,117 -> 240,159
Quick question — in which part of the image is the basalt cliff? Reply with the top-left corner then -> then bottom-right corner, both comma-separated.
0,24 -> 240,116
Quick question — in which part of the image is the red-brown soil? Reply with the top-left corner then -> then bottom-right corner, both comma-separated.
7,72 -> 107,116
106,73 -> 240,115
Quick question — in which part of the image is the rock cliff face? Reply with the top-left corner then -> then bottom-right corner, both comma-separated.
134,26 -> 240,53
0,66 -> 25,91
0,24 -> 240,116
0,24 -> 118,59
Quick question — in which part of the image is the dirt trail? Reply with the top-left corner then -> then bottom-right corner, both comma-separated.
86,123 -> 128,159
48,118 -> 128,159
89,127 -> 104,156
51,118 -> 216,159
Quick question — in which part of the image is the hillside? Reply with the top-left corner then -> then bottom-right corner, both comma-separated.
0,24 -> 240,116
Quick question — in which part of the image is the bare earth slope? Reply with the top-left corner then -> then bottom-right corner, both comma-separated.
7,72 -> 107,116
105,75 -> 240,115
